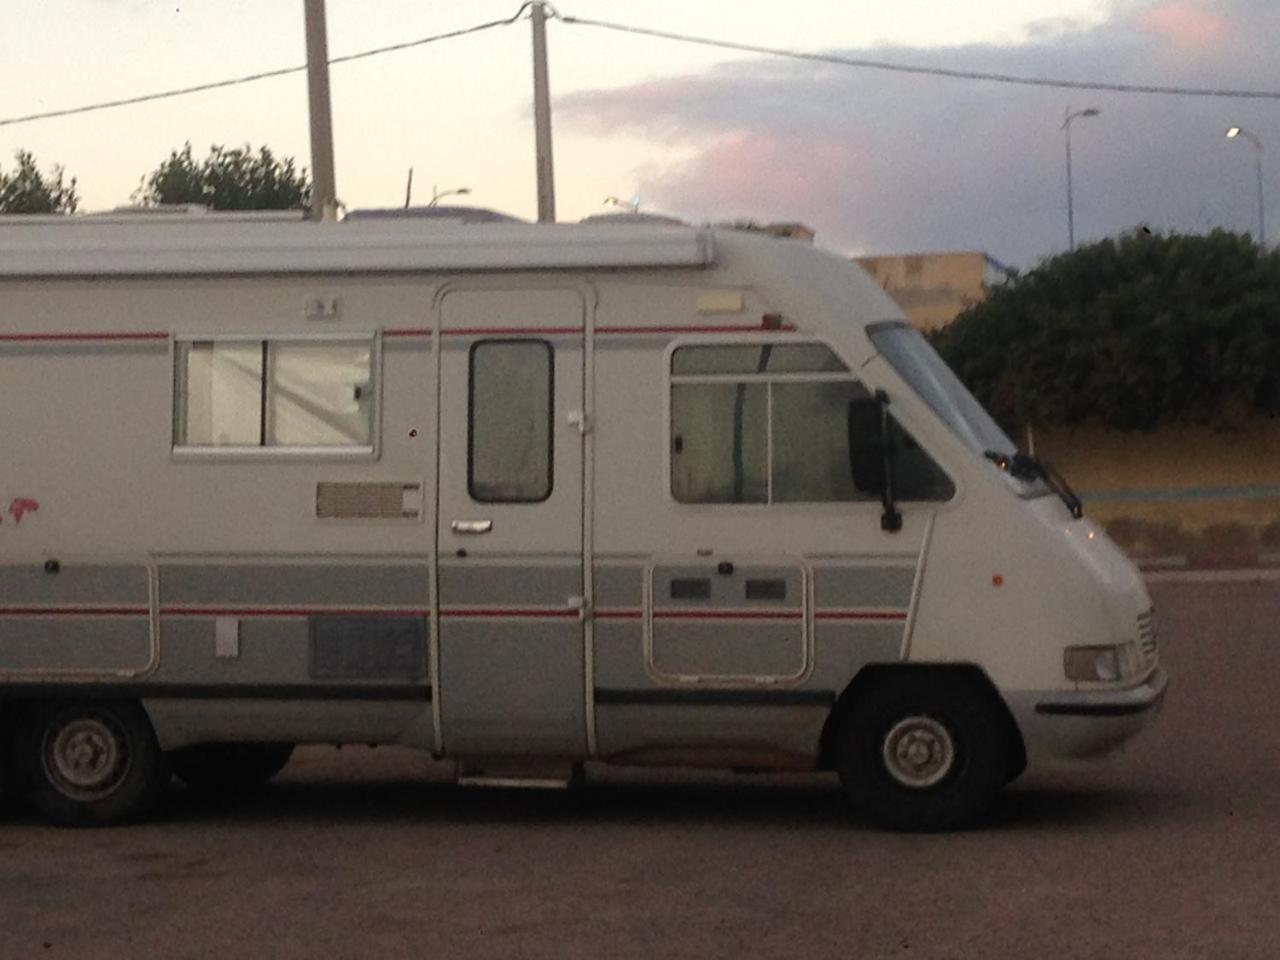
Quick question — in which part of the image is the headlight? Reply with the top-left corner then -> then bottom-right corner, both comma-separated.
1064,643 -> 1141,682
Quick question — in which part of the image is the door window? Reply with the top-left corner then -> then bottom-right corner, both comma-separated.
468,339 -> 554,503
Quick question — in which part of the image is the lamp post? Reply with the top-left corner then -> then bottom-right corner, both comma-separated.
1226,127 -> 1266,247
428,185 -> 471,207
1063,107 -> 1100,251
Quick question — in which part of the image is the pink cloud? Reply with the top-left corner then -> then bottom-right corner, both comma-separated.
1134,2 -> 1232,52
636,130 -> 874,234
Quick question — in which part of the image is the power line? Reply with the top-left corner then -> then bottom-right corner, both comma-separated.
557,13 -> 1280,101
0,4 -> 533,129
4,3 -> 1278,132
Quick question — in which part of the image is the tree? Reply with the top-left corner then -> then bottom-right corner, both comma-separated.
931,229 -> 1280,431
0,150 -> 78,213
136,143 -> 311,211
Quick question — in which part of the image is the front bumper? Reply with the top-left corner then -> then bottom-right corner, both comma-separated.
1008,667 -> 1168,759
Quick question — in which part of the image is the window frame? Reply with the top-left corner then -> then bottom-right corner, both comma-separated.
466,337 -> 555,504
665,335 -> 954,508
170,331 -> 382,462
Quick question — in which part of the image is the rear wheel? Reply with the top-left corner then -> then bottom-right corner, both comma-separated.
170,742 -> 295,793
835,672 -> 1010,832
15,700 -> 164,826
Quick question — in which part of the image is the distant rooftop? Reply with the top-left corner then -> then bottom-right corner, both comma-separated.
578,211 -> 688,227
344,205 -> 525,224
857,249 -> 1013,279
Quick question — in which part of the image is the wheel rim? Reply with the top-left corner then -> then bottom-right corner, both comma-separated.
42,712 -> 132,801
881,715 -> 956,789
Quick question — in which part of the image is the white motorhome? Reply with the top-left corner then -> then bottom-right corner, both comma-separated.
0,213 -> 1165,829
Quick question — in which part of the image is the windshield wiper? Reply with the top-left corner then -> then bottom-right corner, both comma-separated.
984,450 -> 1084,519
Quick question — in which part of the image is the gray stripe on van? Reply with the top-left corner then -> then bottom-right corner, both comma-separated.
595,688 -> 833,707
808,622 -> 905,690
813,566 -> 915,610
592,620 -> 647,689
0,618 -> 151,674
438,564 -> 580,606
150,619 -> 430,686
159,563 -> 431,607
0,563 -> 149,605
651,621 -> 805,678
652,564 -> 804,610
594,566 -> 644,609
0,683 -> 428,702
310,616 -> 426,681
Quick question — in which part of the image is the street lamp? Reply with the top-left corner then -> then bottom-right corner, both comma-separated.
428,185 -> 471,207
1063,107 -> 1101,251
1226,127 -> 1266,247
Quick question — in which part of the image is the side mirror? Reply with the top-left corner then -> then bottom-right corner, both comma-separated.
848,397 -> 885,494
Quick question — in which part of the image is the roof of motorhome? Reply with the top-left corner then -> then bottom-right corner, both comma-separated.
0,215 -> 714,277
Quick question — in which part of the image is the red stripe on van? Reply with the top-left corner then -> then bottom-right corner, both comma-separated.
0,332 -> 168,343
383,324 -> 800,339
814,610 -> 909,621
596,323 -> 797,335
160,607 -> 429,618
443,327 -> 582,337
0,606 -> 149,616
652,609 -> 802,621
439,607 -> 580,619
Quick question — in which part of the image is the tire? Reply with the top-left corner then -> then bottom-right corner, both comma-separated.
170,742 -> 295,793
14,700 -> 164,827
834,672 -> 1010,832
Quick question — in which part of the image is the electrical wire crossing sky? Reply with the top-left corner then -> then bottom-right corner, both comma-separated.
0,0 -> 1275,265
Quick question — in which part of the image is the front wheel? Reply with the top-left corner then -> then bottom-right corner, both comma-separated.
14,700 -> 164,826
835,672 -> 1011,832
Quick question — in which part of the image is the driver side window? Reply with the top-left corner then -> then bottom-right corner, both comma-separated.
670,341 -> 952,504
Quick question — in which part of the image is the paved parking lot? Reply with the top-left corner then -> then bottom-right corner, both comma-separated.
1,578 -> 1275,960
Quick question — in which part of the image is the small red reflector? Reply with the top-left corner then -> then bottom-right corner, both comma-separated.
992,574 -> 1004,587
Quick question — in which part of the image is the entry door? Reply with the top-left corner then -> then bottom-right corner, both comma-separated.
436,289 -> 586,757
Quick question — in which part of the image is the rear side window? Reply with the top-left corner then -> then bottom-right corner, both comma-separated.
469,339 -> 553,502
176,338 -> 375,450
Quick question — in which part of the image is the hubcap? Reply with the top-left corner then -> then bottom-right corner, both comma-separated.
43,714 -> 131,801
881,715 -> 956,788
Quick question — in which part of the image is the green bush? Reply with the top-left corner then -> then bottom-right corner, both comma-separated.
931,230 -> 1280,431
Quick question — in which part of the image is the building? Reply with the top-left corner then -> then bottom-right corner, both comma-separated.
720,220 -> 816,243
854,251 -> 1012,331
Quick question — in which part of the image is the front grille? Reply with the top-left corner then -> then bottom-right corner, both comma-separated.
1137,608 -> 1158,661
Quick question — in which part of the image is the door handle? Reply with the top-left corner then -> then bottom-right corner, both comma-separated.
451,519 -> 493,535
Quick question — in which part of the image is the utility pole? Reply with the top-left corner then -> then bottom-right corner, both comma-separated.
531,1 -> 556,223
304,0 -> 338,221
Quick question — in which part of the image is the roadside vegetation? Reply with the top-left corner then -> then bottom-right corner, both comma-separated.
933,229 -> 1280,432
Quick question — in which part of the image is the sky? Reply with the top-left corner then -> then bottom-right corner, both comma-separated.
0,0 -> 1275,266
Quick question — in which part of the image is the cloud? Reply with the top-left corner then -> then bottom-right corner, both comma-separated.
557,0 -> 1278,266
1134,1 -> 1233,52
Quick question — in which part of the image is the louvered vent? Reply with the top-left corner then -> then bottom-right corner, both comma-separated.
316,482 -> 421,520
1137,608 -> 1158,662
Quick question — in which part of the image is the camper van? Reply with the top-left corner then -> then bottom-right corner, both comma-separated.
0,214 -> 1165,830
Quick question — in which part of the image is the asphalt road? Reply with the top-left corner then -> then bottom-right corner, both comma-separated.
1,578 -> 1275,960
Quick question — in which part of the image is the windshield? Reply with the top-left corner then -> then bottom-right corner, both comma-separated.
868,322 -> 1051,496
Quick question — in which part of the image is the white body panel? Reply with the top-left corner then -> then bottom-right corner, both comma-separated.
0,218 -> 1162,771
